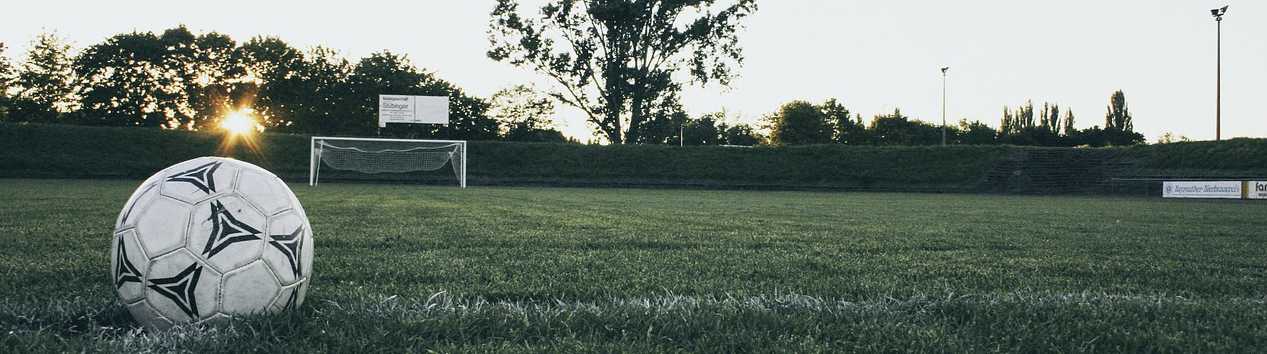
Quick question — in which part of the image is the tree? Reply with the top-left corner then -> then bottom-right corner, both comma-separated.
868,108 -> 940,145
73,28 -> 261,128
998,100 -> 1028,135
999,101 -> 1035,138
185,31 -> 247,131
1040,103 -> 1061,136
675,112 -> 724,145
1104,90 -> 1131,132
145,26 -> 226,130
0,43 -> 11,87
13,32 -> 77,122
631,104 -> 688,144
958,119 -> 997,145
763,100 -> 831,145
0,43 -> 12,91
1061,110 -> 1076,136
1000,100 -> 1078,146
0,43 -> 13,120
233,36 -> 307,130
488,0 -> 757,143
822,98 -> 865,144
489,85 -> 566,142
723,123 -> 761,146
76,31 -> 171,126
283,46 -> 355,135
1103,90 -> 1143,145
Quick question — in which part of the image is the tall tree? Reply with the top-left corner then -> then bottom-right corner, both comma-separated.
488,0 -> 757,143
1040,103 -> 1061,135
763,100 -> 831,145
186,32 -> 247,131
1017,100 -> 1035,131
0,43 -> 13,93
233,36 -> 306,130
1062,110 -> 1076,136
1104,90 -> 1132,132
286,46 -> 354,134
76,31 -> 170,126
822,98 -> 864,144
1103,90 -> 1143,145
14,32 -> 77,122
75,28 -> 248,128
0,43 -> 13,120
153,26 -> 202,129
1000,106 -> 1015,136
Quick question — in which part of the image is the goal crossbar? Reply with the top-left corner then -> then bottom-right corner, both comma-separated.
309,136 -> 467,188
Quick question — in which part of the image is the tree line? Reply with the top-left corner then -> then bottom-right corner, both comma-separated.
0,29 -> 565,142
0,0 -> 1145,147
754,91 -> 1145,147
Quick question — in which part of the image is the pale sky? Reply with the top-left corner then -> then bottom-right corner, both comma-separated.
2,0 -> 1263,141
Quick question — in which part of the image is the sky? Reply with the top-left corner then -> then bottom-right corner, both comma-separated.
2,0 -> 1263,142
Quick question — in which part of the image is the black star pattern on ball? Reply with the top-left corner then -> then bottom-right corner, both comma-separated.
203,201 -> 263,258
114,239 -> 142,289
166,161 -> 222,194
147,263 -> 203,320
268,226 -> 304,278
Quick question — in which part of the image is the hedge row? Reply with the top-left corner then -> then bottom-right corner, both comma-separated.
1115,139 -> 1267,178
2,123 -> 1264,192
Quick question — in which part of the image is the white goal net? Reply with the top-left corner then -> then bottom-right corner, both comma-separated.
310,137 -> 466,187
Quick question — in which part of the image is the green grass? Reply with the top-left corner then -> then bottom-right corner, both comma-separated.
2,179 -> 1267,352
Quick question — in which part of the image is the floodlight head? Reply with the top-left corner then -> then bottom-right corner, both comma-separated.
941,67 -> 950,74
1211,6 -> 1227,18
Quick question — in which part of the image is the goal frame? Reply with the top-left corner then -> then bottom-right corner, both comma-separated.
309,136 -> 467,188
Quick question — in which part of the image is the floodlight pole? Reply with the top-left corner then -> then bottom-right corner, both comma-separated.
940,67 -> 949,145
1212,6 -> 1227,141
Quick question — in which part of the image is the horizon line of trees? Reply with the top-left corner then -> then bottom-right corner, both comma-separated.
0,29 -> 572,143
1,27 -> 1150,148
685,90 -> 1146,147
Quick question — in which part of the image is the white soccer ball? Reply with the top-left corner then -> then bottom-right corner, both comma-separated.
111,157 -> 313,330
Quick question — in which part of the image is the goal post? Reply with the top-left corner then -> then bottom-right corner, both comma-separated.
309,136 -> 467,188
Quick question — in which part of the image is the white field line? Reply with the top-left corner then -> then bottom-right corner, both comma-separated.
323,291 -> 1267,318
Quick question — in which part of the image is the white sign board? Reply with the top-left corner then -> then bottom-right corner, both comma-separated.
1248,181 -> 1267,200
1162,181 -> 1242,199
379,95 -> 449,127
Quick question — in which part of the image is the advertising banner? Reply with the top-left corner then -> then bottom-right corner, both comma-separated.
1248,181 -> 1267,200
379,95 -> 449,127
1162,181 -> 1242,199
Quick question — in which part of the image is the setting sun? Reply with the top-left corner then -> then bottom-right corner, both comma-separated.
220,110 -> 258,135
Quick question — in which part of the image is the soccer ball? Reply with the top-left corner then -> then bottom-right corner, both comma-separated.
111,157 -> 313,330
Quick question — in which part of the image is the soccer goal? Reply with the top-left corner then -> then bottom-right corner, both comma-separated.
309,137 -> 466,188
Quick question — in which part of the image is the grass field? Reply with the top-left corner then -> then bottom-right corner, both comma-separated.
2,179 -> 1267,352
